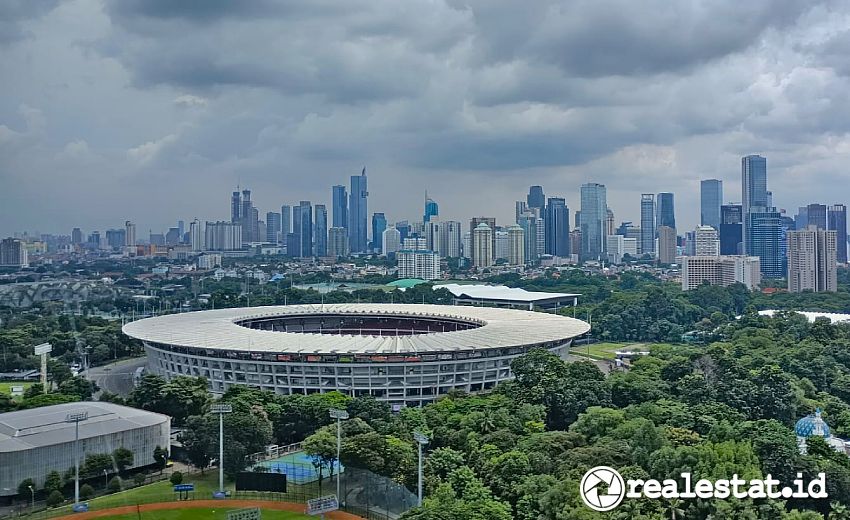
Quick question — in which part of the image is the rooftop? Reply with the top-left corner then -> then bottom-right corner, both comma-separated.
435,283 -> 580,303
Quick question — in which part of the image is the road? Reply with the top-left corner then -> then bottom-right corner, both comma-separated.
86,357 -> 148,397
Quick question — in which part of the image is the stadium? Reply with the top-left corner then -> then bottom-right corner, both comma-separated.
123,304 -> 590,408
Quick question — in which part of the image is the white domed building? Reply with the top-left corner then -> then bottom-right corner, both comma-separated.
795,409 -> 848,455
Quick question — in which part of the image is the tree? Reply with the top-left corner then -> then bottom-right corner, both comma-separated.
79,483 -> 95,500
133,473 -> 146,487
23,384 -> 44,399
46,490 -> 64,507
82,453 -> 113,477
303,428 -> 338,493
108,476 -> 122,492
170,472 -> 183,485
179,416 -> 216,473
112,447 -> 134,474
153,446 -> 168,474
18,478 -> 35,498
58,376 -> 99,400
43,470 -> 62,493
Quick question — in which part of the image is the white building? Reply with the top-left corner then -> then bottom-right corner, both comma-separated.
382,226 -> 401,256
495,230 -> 510,261
204,221 -> 242,251
507,225 -> 525,266
681,255 -> 761,291
198,253 -> 222,269
606,235 -> 625,264
397,250 -> 440,280
472,223 -> 494,267
694,225 -> 720,256
440,221 -> 462,258
787,226 -> 838,293
623,238 -> 638,258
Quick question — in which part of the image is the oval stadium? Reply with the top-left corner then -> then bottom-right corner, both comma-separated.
123,304 -> 590,408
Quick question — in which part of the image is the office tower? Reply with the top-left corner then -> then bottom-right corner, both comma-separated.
472,223 -> 494,267
440,221 -> 462,258
371,213 -> 387,253
656,192 -> 676,231
807,204 -> 827,230
681,256 -> 761,291
88,231 -> 101,249
606,235 -> 625,264
720,204 -> 743,255
828,204 -> 848,263
292,201 -> 313,257
148,232 -> 165,247
462,232 -> 471,259
606,208 -> 615,237
382,226 -> 401,256
328,227 -> 349,257
527,186 -> 545,214
204,221 -> 242,251
748,209 -> 784,278
71,228 -> 83,245
515,201 -> 528,223
266,212 -> 281,244
313,205 -> 327,256
517,213 -> 538,262
580,183 -> 607,261
424,195 -> 439,223
570,230 -> 582,258
787,226 -> 838,293
348,168 -> 368,253
683,231 -> 696,256
535,217 -> 545,258
694,226 -> 720,256
240,189 -> 253,242
741,154 -> 768,252
700,179 -> 723,229
189,220 -> 203,251
425,220 -> 442,256
507,225 -> 525,265
544,198 -> 570,257
795,207 -> 809,230
331,185 -> 347,229
0,238 -> 28,267
657,226 -> 677,264
125,221 -> 136,246
623,238 -> 638,258
495,230 -> 510,260
397,248 -> 440,280
231,190 -> 241,223
470,217 -> 497,260
395,220 -> 411,243
105,229 -> 125,250
640,194 -> 655,255
177,220 -> 185,240
574,210 -> 581,230
165,227 -> 180,246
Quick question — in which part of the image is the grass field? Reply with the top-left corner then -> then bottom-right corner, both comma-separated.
570,342 -> 628,360
0,381 -> 33,400
90,508 -> 310,519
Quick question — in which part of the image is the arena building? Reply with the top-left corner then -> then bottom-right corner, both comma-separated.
123,304 -> 590,408
0,402 -> 170,497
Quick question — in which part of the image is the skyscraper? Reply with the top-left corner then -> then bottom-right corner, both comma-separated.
293,201 -> 313,257
700,179 -> 723,229
527,186 -> 545,215
507,225 -> 525,266
382,226 -> 401,256
231,190 -> 241,223
189,219 -> 203,251
266,212 -> 281,244
204,221 -> 241,251
807,204 -> 827,230
0,238 -> 28,267
348,168 -> 368,253
327,227 -> 348,257
544,197 -> 570,257
787,226 -> 838,293
281,205 -> 292,236
472,223 -> 494,268
741,154 -> 768,253
315,205 -> 328,256
517,213 -> 538,263
424,195 -> 439,223
332,185 -> 348,229
657,226 -> 677,264
828,204 -> 848,263
656,192 -> 676,230
640,194 -> 655,256
470,217 -> 497,261
71,228 -> 83,245
580,183 -> 607,261
694,226 -> 720,256
125,221 -> 136,247
748,208 -> 784,278
440,221 -> 462,258
371,212 -> 387,253
720,204 -> 743,255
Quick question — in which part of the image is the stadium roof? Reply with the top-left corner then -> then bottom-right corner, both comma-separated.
758,310 -> 850,324
0,402 -> 169,453
435,283 -> 580,304
123,304 -> 590,355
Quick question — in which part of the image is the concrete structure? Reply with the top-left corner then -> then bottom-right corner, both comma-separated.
436,284 -> 580,310
606,235 -> 625,264
681,255 -> 761,291
469,217 -> 496,262
0,403 -> 170,497
124,221 -> 136,247
198,253 -> 222,270
787,226 -> 838,293
204,221 -> 242,251
507,225 -> 525,266
0,238 -> 28,267
694,226 -> 720,256
494,230 -> 509,261
472,223 -> 494,268
124,305 -> 590,408
439,221 -> 462,258
327,227 -> 349,258
720,204 -> 743,255
829,204 -> 848,264
657,226 -> 677,264
397,250 -> 440,280
623,238 -> 638,258
382,226 -> 401,256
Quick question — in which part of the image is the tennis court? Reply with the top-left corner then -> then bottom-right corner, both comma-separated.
255,452 -> 345,485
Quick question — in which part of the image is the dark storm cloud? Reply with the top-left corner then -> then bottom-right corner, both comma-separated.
0,0 -> 60,44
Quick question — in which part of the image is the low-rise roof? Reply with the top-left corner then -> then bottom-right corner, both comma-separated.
436,283 -> 580,303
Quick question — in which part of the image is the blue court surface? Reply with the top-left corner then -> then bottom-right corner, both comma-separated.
255,451 -> 345,484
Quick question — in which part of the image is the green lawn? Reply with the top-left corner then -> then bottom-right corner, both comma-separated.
0,381 -> 33,400
570,342 -> 628,360
89,471 -> 227,509
92,508 -> 310,520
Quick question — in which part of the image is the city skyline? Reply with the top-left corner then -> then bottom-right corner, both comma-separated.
4,2 -> 850,236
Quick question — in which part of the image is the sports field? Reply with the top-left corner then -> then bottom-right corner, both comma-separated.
85,508 -> 310,519
0,381 -> 33,399
255,452 -> 344,484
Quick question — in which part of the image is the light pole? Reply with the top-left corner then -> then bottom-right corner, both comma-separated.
413,431 -> 429,507
210,404 -> 233,494
28,485 -> 34,513
104,469 -> 109,489
65,411 -> 89,506
329,409 -> 349,504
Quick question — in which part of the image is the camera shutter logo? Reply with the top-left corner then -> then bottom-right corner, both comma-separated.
580,466 -> 626,512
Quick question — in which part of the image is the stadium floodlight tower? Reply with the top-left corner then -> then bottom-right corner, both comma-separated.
65,410 -> 89,506
329,408 -> 349,503
33,343 -> 52,392
413,431 -> 430,506
211,404 -> 233,494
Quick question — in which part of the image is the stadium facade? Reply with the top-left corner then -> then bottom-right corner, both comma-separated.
123,304 -> 590,408
0,403 -> 170,497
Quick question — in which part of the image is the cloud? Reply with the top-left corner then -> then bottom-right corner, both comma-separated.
173,94 -> 208,108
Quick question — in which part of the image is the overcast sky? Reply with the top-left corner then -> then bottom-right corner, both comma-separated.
2,0 -> 850,237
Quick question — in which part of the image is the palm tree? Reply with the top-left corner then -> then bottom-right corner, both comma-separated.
832,502 -> 850,520
664,498 -> 685,520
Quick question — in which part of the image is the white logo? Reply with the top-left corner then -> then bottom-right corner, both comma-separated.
580,466 -> 625,512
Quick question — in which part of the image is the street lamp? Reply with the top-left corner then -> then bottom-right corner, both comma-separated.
65,410 -> 89,506
413,431 -> 429,507
103,469 -> 109,489
27,485 -> 34,513
210,404 -> 233,494
329,409 -> 349,503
